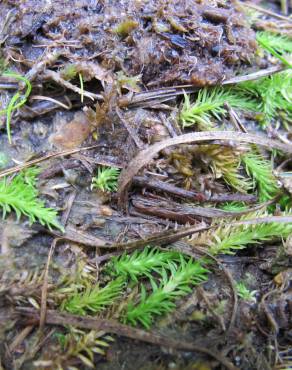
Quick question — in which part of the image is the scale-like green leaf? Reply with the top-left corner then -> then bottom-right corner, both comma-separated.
0,168 -> 63,230
91,167 -> 120,192
63,277 -> 125,315
125,257 -> 209,328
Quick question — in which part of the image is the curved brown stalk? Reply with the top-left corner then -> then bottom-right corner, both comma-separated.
118,131 -> 292,211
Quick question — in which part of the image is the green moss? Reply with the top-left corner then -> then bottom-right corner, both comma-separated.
114,19 -> 138,37
60,64 -> 77,80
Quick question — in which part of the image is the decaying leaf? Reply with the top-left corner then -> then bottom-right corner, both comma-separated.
49,111 -> 93,149
61,61 -> 114,85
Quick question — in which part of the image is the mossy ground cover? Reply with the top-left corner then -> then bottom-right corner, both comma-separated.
0,1 -> 292,369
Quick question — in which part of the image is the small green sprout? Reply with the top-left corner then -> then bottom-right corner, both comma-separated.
0,71 -> 32,143
242,151 -> 279,202
108,247 -> 180,282
235,282 -> 257,302
62,277 -> 125,315
180,88 -> 257,130
208,212 -> 292,255
237,70 -> 292,124
220,202 -> 248,212
79,73 -> 84,103
114,19 -> 138,37
60,64 -> 77,80
116,71 -> 141,92
125,257 -> 209,328
54,332 -> 67,350
180,70 -> 291,129
279,193 -> 292,211
0,167 -> 63,231
256,32 -> 292,68
91,166 -> 120,192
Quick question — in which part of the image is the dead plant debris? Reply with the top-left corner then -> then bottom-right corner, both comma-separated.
0,1 -> 292,370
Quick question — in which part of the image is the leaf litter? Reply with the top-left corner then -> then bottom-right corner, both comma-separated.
0,1 -> 292,369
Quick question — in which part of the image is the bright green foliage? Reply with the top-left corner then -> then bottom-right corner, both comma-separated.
0,72 -> 32,114
208,212 -> 292,255
256,32 -> 292,54
62,277 -> 125,315
126,281 -> 175,328
220,202 -> 248,212
238,71 -> 292,123
181,71 -> 292,128
256,32 -> 292,67
108,247 -> 180,282
21,166 -> 40,187
60,64 -> 77,80
0,72 -> 32,143
91,166 -> 120,192
125,257 -> 209,328
162,258 -> 208,293
242,151 -> 279,202
180,88 -> 257,130
0,168 -> 63,230
235,282 -> 257,302
279,194 -> 292,211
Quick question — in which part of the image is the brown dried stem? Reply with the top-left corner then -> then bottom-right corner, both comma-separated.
16,307 -> 239,370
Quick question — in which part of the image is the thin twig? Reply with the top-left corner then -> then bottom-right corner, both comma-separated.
159,112 -> 179,137
30,95 -> 71,110
116,107 -> 145,149
42,70 -> 103,101
25,52 -> 60,82
197,286 -> 226,331
61,190 -> 77,226
16,307 -> 239,370
222,66 -> 285,85
260,289 -> 279,334
221,264 -> 238,333
118,131 -> 292,211
48,224 -> 107,247
108,223 -> 210,250
133,176 -> 257,203
121,66 -> 284,108
8,326 -> 34,354
178,248 -> 238,334
0,145 -> 100,179
39,238 -> 61,329
241,2 -> 292,22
